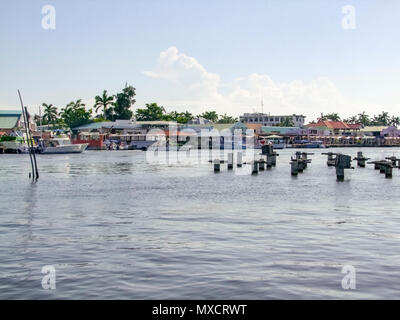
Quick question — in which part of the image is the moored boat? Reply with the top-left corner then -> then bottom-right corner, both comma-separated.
259,135 -> 286,149
39,137 -> 88,154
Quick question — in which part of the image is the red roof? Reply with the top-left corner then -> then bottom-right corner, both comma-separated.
347,123 -> 361,130
306,121 -> 360,130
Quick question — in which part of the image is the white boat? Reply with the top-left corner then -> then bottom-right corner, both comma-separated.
39,137 -> 88,154
0,134 -> 31,153
259,135 -> 286,149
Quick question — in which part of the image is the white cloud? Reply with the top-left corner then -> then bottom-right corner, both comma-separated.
143,47 -> 356,120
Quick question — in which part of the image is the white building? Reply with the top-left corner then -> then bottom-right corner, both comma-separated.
239,113 -> 306,127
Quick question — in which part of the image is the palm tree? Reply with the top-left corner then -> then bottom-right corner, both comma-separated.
357,112 -> 370,127
67,99 -> 85,111
60,99 -> 86,123
326,113 -> 341,121
94,90 -> 114,119
390,116 -> 400,127
344,115 -> 358,124
42,103 -> 58,128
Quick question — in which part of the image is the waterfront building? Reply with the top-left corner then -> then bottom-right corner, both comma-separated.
239,113 -> 306,127
360,126 -> 397,137
306,121 -> 361,136
73,120 -> 146,135
0,109 -> 36,134
381,126 -> 400,137
188,117 -> 212,125
245,123 -> 263,135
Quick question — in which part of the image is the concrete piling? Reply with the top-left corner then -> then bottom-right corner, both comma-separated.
227,153 -> 233,170
269,154 -> 277,166
353,151 -> 370,168
214,159 -> 220,173
237,152 -> 243,167
301,153 -> 308,169
322,152 -> 337,167
291,159 -> 299,176
334,154 -> 353,181
385,165 -> 393,178
386,156 -> 400,168
368,160 -> 394,178
251,160 -> 259,175
259,159 -> 265,171
336,167 -> 345,181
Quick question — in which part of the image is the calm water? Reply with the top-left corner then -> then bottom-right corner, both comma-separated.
0,148 -> 400,299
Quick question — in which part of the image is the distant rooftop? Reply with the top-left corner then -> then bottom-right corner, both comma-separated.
307,121 -> 361,130
0,110 -> 22,129
0,109 -> 22,116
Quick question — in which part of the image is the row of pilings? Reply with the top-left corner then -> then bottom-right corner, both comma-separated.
210,147 -> 400,181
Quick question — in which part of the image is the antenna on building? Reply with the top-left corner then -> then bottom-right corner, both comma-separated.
261,96 -> 264,114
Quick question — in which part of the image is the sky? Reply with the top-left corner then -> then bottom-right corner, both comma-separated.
0,0 -> 399,121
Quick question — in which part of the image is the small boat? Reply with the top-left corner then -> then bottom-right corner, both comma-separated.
39,137 -> 88,154
0,134 -> 32,153
300,140 -> 326,148
259,135 -> 286,149
127,134 -> 159,151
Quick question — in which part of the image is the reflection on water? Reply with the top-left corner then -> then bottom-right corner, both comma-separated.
0,148 -> 400,299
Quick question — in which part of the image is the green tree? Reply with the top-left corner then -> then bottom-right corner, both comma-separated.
165,110 -> 194,123
344,115 -> 358,124
94,90 -> 114,119
326,113 -> 341,121
317,113 -> 341,122
199,111 -> 218,123
277,117 -> 295,127
42,103 -> 58,127
217,114 -> 238,124
114,84 -> 136,120
371,111 -> 390,126
135,103 -> 166,121
357,112 -> 370,127
61,99 -> 92,129
389,116 -> 400,127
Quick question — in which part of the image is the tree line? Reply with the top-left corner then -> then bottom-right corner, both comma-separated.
37,86 -> 239,130
314,112 -> 400,127
37,86 -> 400,130
38,84 -> 136,130
134,104 -> 238,124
